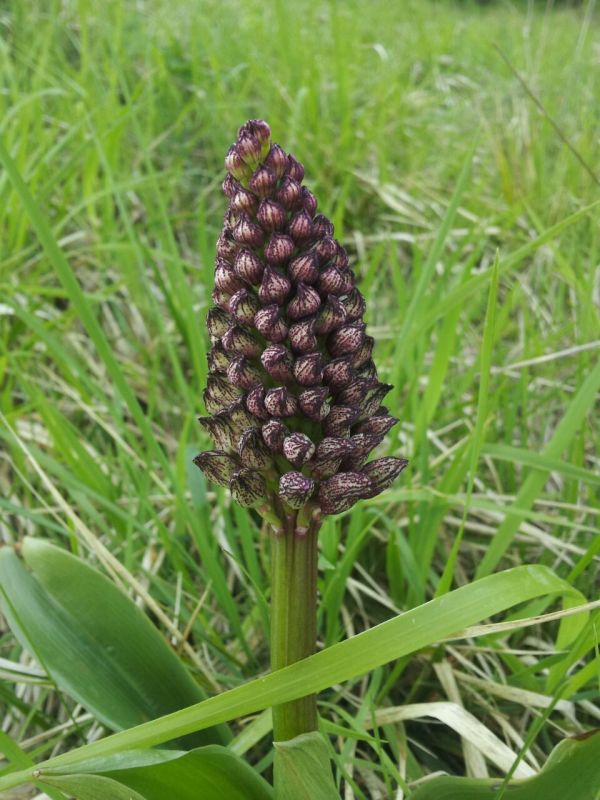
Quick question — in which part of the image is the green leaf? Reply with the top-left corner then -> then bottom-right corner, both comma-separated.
273,733 -> 339,800
410,731 -> 600,800
0,563 -> 586,794
0,538 -> 227,745
40,747 -> 273,800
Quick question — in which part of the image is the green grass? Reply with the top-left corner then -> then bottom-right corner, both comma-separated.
0,0 -> 599,796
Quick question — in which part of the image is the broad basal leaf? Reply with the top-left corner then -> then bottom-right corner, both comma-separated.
410,731 -> 600,800
0,538 -> 227,744
40,746 -> 273,800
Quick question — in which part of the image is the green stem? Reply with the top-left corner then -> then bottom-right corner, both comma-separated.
270,514 -> 319,742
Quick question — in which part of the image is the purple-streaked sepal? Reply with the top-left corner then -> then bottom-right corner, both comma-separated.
194,450 -> 240,488
287,283 -> 321,320
262,419 -> 289,453
264,387 -> 299,417
279,471 -> 316,509
238,428 -> 272,469
283,432 -> 315,466
288,318 -> 317,353
230,468 -> 266,507
226,356 -> 262,390
318,472 -> 373,514
264,234 -> 295,266
229,289 -> 260,325
298,387 -> 330,421
362,457 -> 409,496
293,352 -> 324,386
258,265 -> 292,305
222,326 -> 262,357
261,344 -> 294,382
328,323 -> 365,356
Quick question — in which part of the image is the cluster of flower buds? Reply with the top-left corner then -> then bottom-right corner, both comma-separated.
194,120 -> 407,519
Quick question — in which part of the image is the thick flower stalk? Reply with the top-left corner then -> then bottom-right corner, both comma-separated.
194,120 -> 408,748
195,119 -> 407,527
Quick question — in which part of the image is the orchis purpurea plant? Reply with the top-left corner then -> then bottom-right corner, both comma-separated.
193,119 -> 408,743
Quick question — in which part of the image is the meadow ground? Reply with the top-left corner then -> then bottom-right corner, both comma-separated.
0,0 -> 599,796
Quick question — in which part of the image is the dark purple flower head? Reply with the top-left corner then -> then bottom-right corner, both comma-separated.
195,120 -> 407,520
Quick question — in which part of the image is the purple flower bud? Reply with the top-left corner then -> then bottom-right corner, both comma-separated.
353,336 -> 374,368
287,209 -> 315,243
345,432 -> 383,464
228,288 -> 260,325
226,398 -> 257,432
249,165 -> 277,198
362,457 -> 409,496
226,356 -> 262,390
315,236 -> 337,264
279,471 -> 316,509
293,352 -> 324,386
238,427 -> 272,469
230,187 -> 258,214
287,283 -> 322,320
244,119 -> 271,153
336,376 -> 374,405
328,323 -> 365,357
288,251 -> 319,284
355,413 -> 398,437
245,385 -> 269,420
216,232 -> 238,262
236,131 -> 262,166
198,415 -> 235,450
258,265 -> 292,305
264,143 -> 288,179
222,326 -> 262,358
322,355 -> 354,390
207,341 -> 231,373
264,234 -> 295,266
207,307 -> 232,338
318,265 -> 347,296
311,457 -> 343,480
286,155 -> 305,182
257,199 -> 287,231
312,213 -> 334,238
298,386 -> 330,421
234,249 -> 265,285
361,383 -> 393,417
322,404 -> 360,436
301,187 -> 318,216
318,472 -> 373,515
315,437 -> 355,460
230,468 -> 266,507
222,173 -> 240,199
225,146 -> 251,181
203,376 -> 242,413
283,432 -> 315,466
356,362 -> 377,384
343,289 -> 366,321
333,246 -> 349,270
215,261 -> 245,295
262,419 -> 289,453
194,450 -> 240,488
315,295 -> 347,335
264,387 -> 298,417
212,287 -> 232,312
276,176 -> 302,210
288,318 -> 317,354
261,344 -> 294,382
232,213 -> 264,247
254,304 -> 289,343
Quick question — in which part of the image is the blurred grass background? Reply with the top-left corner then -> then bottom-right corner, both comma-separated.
0,0 -> 599,796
